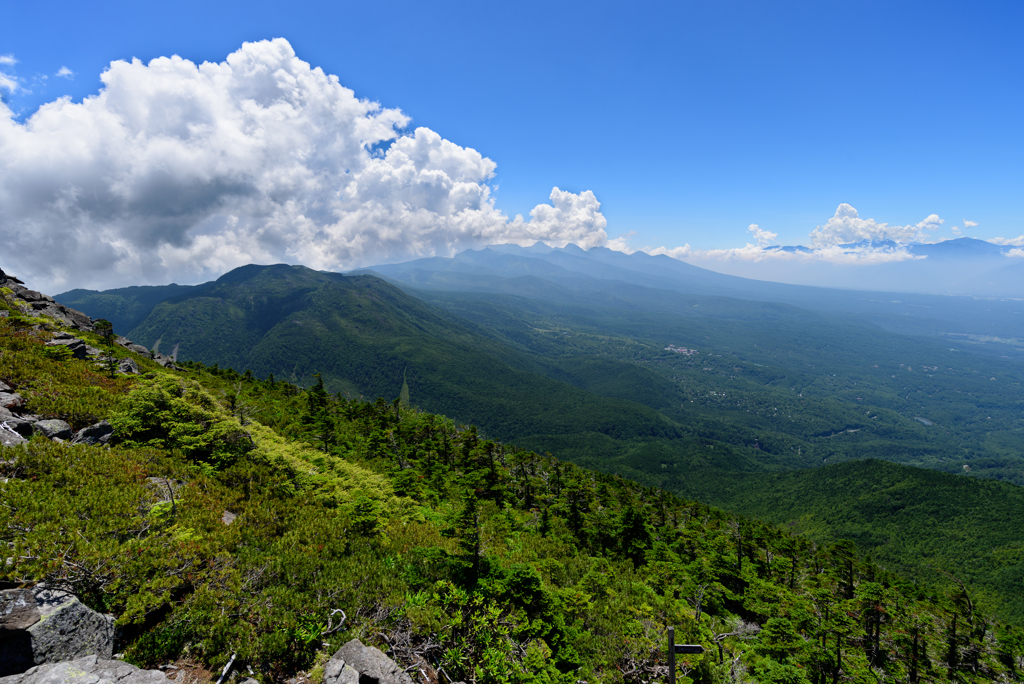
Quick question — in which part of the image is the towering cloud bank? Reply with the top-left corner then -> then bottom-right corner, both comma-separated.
0,39 -> 607,289
808,203 -> 943,247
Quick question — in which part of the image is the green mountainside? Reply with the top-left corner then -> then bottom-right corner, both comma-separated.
54,257 -> 1024,626
101,264 -> 682,447
57,282 -> 202,334
697,459 -> 1024,623
4,285 -> 1024,683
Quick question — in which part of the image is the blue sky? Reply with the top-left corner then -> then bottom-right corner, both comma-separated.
2,0 -> 1023,289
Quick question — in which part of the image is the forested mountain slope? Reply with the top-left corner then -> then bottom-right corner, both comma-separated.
79,264 -> 684,448
54,259 -> 1024,619
695,459 -> 1024,623
4,278 -> 1024,683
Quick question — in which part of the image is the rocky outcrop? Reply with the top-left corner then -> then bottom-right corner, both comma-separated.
33,420 -> 74,441
323,639 -> 414,684
46,333 -> 102,360
117,358 -> 140,375
0,655 -> 170,684
0,392 -> 26,410
0,423 -> 28,447
0,588 -> 116,677
0,270 -> 93,333
111,339 -> 152,359
71,421 -> 114,446
0,590 -> 39,631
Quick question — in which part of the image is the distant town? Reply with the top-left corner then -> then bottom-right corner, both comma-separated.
665,344 -> 699,355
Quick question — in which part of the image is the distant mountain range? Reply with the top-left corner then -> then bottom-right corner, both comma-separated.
707,236 -> 1023,297
362,241 -> 1024,340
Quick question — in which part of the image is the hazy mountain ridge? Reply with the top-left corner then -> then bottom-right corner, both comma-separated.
707,236 -> 1023,297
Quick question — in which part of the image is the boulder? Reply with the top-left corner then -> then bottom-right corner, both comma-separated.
0,589 -> 116,676
0,393 -> 25,410
0,590 -> 40,632
0,382 -> 11,392
117,359 -> 140,375
0,655 -> 170,684
46,334 -> 88,360
71,421 -> 114,446
16,289 -> 46,303
0,268 -> 25,285
0,425 -> 27,447
126,345 -> 152,359
0,409 -> 36,437
33,421 -> 73,441
322,658 -> 359,684
32,304 -> 94,333
324,639 -> 414,684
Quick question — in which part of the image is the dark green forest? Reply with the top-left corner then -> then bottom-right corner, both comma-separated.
4,300 -> 1024,683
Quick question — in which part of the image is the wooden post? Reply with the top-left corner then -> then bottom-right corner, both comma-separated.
668,626 -> 676,684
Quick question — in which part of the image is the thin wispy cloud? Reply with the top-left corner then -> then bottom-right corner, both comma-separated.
0,54 -> 18,93
0,39 -> 608,290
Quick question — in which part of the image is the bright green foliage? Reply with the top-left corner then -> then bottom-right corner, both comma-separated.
109,375 -> 256,470
0,322 -> 133,425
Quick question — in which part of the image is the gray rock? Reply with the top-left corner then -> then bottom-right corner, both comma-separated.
84,347 -> 103,358
221,511 -> 237,525
326,640 -> 413,684
322,658 -> 359,684
0,393 -> 25,410
0,381 -> 11,392
33,421 -> 73,441
71,422 -> 113,447
0,590 -> 116,677
0,409 -> 36,437
0,425 -> 27,447
116,359 -> 139,375
0,311 -> 8,319
0,655 -> 171,684
0,590 -> 40,631
46,336 -> 87,360
125,345 -> 151,360
31,304 -> 94,333
0,268 -> 25,285
7,419 -> 35,437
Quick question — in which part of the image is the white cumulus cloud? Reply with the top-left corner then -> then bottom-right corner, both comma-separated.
747,223 -> 777,248
990,235 -> 1024,247
55,66 -> 75,79
808,203 -> 943,247
0,39 -> 607,291
641,204 -> 931,266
